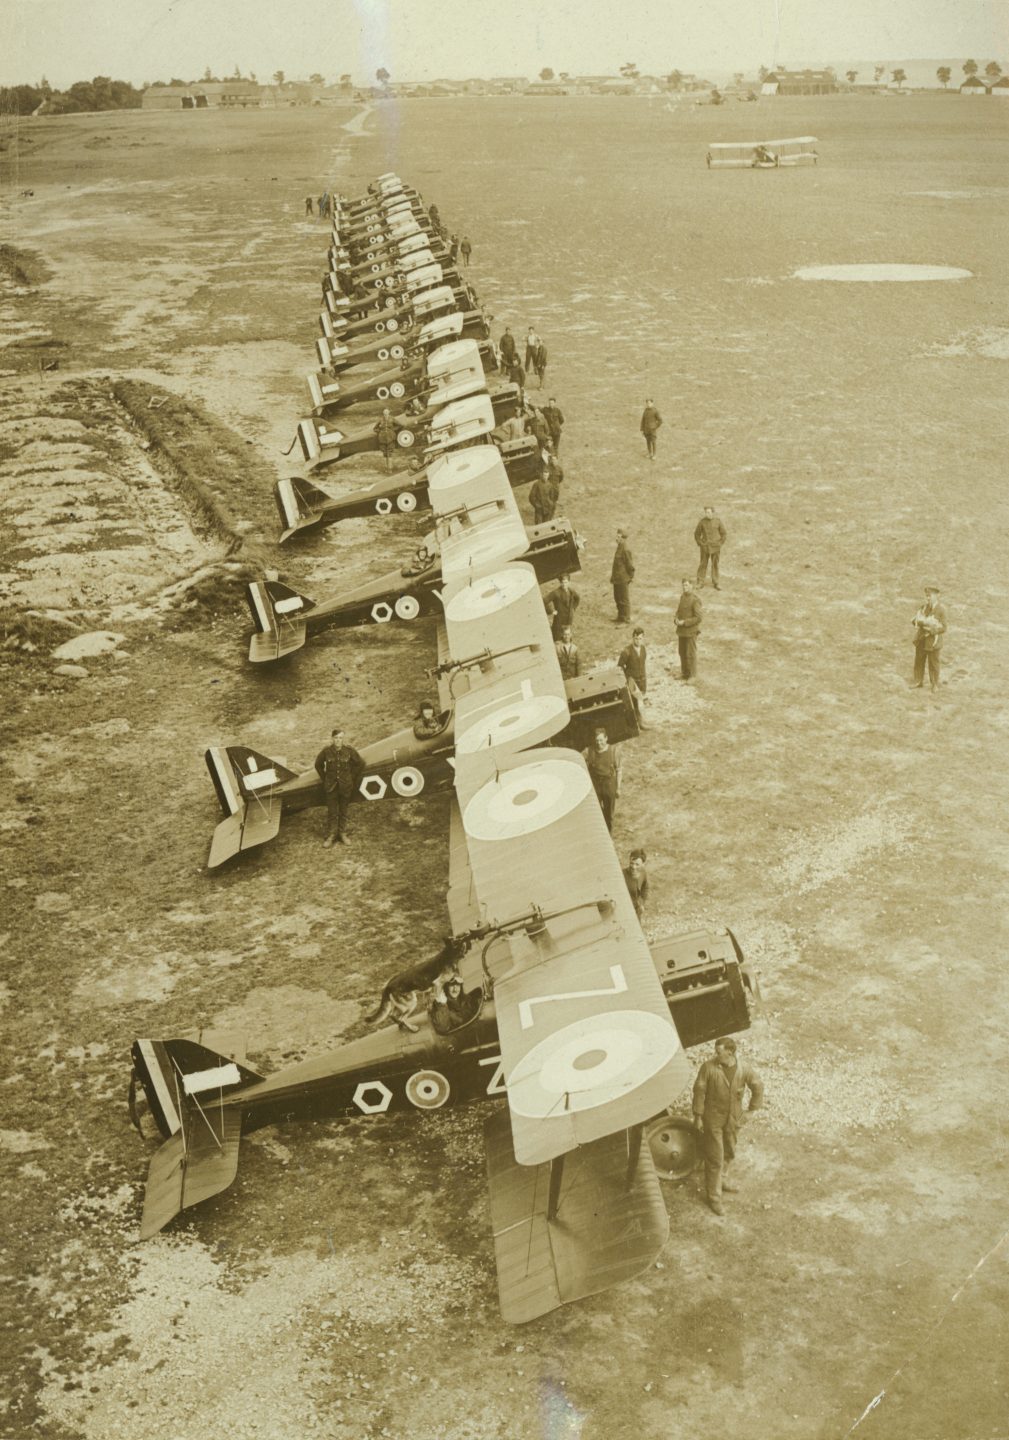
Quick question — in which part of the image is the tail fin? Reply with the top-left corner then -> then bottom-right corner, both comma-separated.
245,580 -> 314,663
274,476 -> 333,541
204,745 -> 300,868
130,1034 -> 263,1239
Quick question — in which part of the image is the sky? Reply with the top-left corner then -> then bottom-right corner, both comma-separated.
2,0 -> 1006,89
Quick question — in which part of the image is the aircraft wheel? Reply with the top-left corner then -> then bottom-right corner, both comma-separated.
396,428 -> 416,448
645,1113 -> 698,1182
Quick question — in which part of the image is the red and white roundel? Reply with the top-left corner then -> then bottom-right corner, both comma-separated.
405,1069 -> 450,1109
396,490 -> 417,512
508,1012 -> 679,1119
463,758 -> 591,842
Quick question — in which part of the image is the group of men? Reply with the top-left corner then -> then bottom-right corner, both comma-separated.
499,324 -> 548,391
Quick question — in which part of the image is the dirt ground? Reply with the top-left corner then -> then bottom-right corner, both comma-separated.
1,95 -> 1008,1440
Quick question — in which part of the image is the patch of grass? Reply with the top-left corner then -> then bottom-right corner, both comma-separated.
0,605 -> 80,648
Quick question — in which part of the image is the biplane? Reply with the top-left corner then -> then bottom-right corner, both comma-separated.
131,425 -> 760,1320
705,136 -> 819,168
272,434 -> 541,541
319,280 -> 482,347
296,387 -> 517,469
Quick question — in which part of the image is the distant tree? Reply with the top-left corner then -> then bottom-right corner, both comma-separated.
273,70 -> 285,86
962,59 -> 978,77
846,70 -> 858,85
984,61 -> 1002,80
309,72 -> 325,86
339,73 -> 352,88
936,66 -> 951,87
873,65 -> 885,83
559,71 -> 570,81
758,65 -> 770,81
232,64 -> 242,79
539,67 -> 555,82
619,62 -> 639,80
376,67 -> 390,86
0,83 -> 44,114
667,69 -> 684,89
733,71 -> 744,88
203,66 -> 213,81
38,75 -> 52,94
891,67 -> 907,88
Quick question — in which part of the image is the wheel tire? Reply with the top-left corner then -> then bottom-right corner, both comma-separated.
645,1114 -> 699,1182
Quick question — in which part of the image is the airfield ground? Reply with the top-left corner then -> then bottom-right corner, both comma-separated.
1,94 -> 1008,1440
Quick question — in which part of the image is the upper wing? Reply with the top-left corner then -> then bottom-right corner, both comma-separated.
456,744 -> 690,1164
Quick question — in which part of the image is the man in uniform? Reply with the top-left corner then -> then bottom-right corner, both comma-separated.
499,327 -> 518,370
640,399 -> 663,460
555,625 -> 581,679
611,529 -> 635,624
528,470 -> 559,526
524,325 -> 543,371
694,505 -> 727,589
542,398 -> 565,455
314,727 -> 365,847
692,1036 -> 764,1215
618,626 -> 648,728
373,407 -> 398,474
584,727 -> 621,832
675,578 -> 702,680
544,573 -> 580,640
911,585 -> 948,692
459,235 -> 473,266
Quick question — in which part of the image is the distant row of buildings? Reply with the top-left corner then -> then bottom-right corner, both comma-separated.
140,69 -> 1009,111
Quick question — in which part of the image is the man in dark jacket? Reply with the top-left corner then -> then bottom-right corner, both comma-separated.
640,399 -> 662,459
527,408 -> 551,450
692,1037 -> 764,1215
623,848 -> 649,918
529,472 -> 559,527
459,235 -> 472,265
542,398 -> 565,454
499,327 -> 518,369
675,578 -> 702,680
584,728 -> 621,832
618,627 -> 648,728
544,574 -> 580,639
694,505 -> 727,589
611,530 -> 635,624
314,727 -> 366,847
911,585 -> 948,692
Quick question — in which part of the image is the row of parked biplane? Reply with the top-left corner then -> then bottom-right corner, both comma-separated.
130,172 -> 760,1324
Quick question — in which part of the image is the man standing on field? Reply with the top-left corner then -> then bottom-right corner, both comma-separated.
693,1037 -> 764,1216
640,399 -> 662,459
675,578 -> 702,680
911,585 -> 947,692
694,505 -> 727,589
315,727 -> 366,848
611,529 -> 635,624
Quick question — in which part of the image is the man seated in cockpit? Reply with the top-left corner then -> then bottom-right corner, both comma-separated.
402,543 -> 435,577
752,144 -> 776,166
430,972 -> 481,1033
413,700 -> 446,740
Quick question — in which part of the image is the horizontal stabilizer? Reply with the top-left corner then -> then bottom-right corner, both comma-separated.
140,1107 -> 243,1239
275,475 -> 329,540
484,1111 -> 668,1324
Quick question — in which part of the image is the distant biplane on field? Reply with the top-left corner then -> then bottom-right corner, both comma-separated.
132,323 -> 761,1316
706,136 -> 819,168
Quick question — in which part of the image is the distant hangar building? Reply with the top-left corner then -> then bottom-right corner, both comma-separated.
761,69 -> 839,96
142,81 -> 261,111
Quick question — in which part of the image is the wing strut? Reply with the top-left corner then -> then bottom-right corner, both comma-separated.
546,1152 -> 565,1221
625,1123 -> 643,1186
